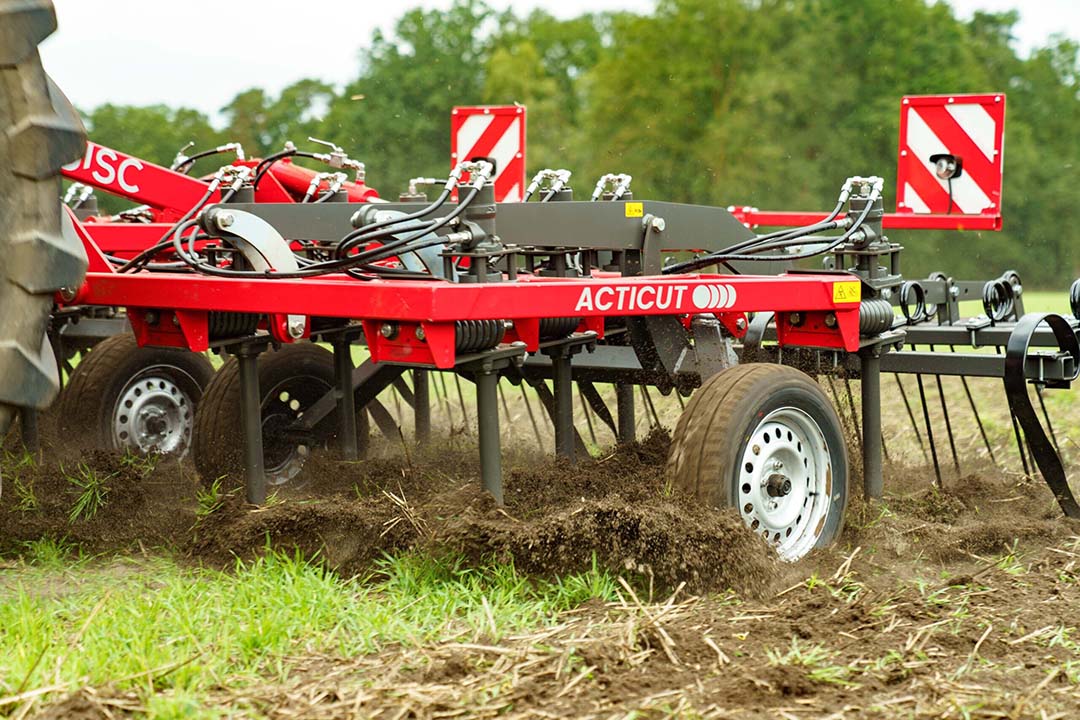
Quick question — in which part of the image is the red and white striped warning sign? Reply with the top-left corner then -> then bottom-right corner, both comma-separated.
896,94 -> 1005,217
451,105 -> 526,202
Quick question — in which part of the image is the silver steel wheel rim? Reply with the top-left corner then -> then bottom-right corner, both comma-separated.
112,371 -> 194,456
735,406 -> 832,561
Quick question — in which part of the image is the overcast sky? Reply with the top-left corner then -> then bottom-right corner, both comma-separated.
41,0 -> 1080,122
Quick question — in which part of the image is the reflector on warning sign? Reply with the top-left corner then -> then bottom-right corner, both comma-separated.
451,105 -> 526,202
896,94 -> 1005,224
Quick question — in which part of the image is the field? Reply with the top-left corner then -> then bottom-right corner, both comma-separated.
2,292 -> 1080,719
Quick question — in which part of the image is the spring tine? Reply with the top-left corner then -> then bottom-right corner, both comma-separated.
675,391 -> 685,410
391,383 -> 404,427
843,375 -> 863,447
578,384 -> 598,446
453,373 -> 470,434
928,345 -> 960,475
950,345 -> 997,466
641,385 -> 661,427
881,431 -> 890,463
1036,385 -> 1061,454
915,371 -> 943,486
1006,388 -> 1031,477
498,380 -> 513,429
436,371 -> 453,427
519,382 -> 544,450
895,374 -> 930,463
826,375 -> 845,427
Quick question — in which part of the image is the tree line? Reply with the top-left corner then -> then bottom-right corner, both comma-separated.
81,0 -> 1080,288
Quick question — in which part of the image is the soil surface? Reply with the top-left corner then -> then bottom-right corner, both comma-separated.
5,429 -> 1080,717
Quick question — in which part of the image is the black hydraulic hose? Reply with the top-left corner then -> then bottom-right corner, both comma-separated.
334,186 -> 454,259
116,181 -> 221,272
174,147 -> 232,174
251,150 -> 321,189
664,190 -> 876,274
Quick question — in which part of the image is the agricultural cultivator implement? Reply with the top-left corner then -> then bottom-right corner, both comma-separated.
2,8 -> 1079,562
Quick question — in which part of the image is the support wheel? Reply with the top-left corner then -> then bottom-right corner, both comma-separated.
56,333 -> 215,457
192,343 -> 369,489
667,364 -> 848,561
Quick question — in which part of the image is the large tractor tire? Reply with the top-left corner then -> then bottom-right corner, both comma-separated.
667,364 -> 849,561
193,343 -> 370,489
0,0 -> 88,437
55,333 -> 216,457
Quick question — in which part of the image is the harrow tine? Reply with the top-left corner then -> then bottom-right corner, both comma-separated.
518,382 -> 545,450
950,345 -> 997,466
578,384 -> 598,447
929,345 -> 961,475
498,380 -> 512,427
453,373 -> 471,435
842,375 -> 863,448
640,385 -> 661,428
675,390 -> 685,410
1036,385 -> 1061,455
881,429 -> 890,463
1007,396 -> 1032,477
436,372 -> 453,428
895,373 -> 930,463
915,371 -> 943,487
579,381 -> 618,438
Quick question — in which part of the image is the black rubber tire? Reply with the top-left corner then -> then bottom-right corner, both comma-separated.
192,343 -> 370,488
667,363 -> 848,559
55,333 -> 215,456
0,1 -> 88,436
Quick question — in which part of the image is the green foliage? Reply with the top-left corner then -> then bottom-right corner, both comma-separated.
0,551 -> 618,707
64,463 -> 115,522
78,0 -> 1080,287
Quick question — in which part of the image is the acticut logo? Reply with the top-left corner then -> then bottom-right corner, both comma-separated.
574,283 -> 738,313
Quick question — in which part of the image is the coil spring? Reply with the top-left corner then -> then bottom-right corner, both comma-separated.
1070,279 -> 1080,321
209,312 -> 260,340
982,270 -> 1021,323
859,298 -> 894,336
898,280 -> 927,324
455,319 -> 505,353
539,317 -> 579,341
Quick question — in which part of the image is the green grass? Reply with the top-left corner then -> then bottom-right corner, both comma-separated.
0,550 -> 618,713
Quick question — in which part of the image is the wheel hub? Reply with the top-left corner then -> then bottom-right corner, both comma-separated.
260,379 -> 330,487
113,375 -> 193,455
736,406 -> 832,561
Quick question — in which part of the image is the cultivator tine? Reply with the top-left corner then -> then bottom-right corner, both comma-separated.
1036,386 -> 1061,455
945,345 -> 997,467
1007,402 -> 1032,477
640,385 -> 661,428
413,370 -> 431,446
453,374 -> 470,434
435,372 -> 453,428
497,381 -> 512,427
842,376 -> 862,447
578,385 -> 597,447
895,374 -> 930,463
518,382 -> 545,449
929,346 -> 961,475
579,381 -> 618,439
915,372 -> 943,486
530,379 -> 588,456
368,400 -> 401,440
615,383 -> 636,444
1002,314 -> 1080,517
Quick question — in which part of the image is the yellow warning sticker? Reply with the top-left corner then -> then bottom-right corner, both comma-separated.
832,281 -> 862,304
624,202 -> 644,218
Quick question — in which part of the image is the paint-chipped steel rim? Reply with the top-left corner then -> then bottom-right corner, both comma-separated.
736,406 -> 832,561
111,368 -> 196,456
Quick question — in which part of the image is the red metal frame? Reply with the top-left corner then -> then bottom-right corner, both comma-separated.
726,207 -> 1002,232
64,207 -> 864,365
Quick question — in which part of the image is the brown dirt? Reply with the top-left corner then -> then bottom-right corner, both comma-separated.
8,427 -> 1080,717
